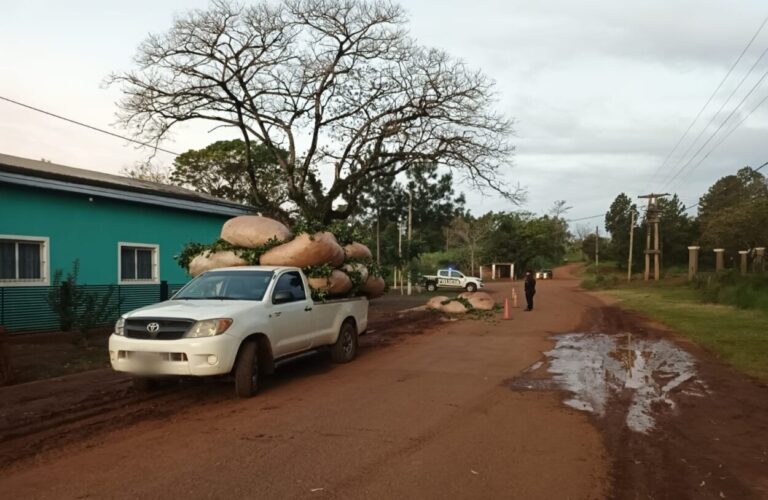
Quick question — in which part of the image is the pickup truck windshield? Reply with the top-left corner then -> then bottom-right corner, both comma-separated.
174,270 -> 274,301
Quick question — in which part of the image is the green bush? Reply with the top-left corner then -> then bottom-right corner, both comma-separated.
691,271 -> 768,309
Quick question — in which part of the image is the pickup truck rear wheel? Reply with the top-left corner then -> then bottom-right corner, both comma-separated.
331,320 -> 358,363
465,283 -> 477,292
234,340 -> 259,398
426,282 -> 438,292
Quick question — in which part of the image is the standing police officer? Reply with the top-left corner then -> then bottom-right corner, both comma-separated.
524,270 -> 536,311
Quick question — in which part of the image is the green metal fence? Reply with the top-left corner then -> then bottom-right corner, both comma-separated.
0,282 -> 187,333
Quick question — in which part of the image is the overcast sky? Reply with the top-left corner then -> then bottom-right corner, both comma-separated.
2,0 -> 768,226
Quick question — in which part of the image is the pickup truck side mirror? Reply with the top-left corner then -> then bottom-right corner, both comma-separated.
273,290 -> 294,304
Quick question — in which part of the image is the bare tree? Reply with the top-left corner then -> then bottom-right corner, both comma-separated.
120,160 -> 171,184
445,214 -> 493,275
109,0 -> 518,223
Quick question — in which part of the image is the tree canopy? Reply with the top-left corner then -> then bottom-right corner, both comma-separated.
110,0 -> 518,223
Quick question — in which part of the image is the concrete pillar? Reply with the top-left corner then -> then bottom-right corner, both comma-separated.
714,248 -> 725,271
739,250 -> 749,275
492,264 -> 496,280
756,247 -> 766,273
687,246 -> 700,280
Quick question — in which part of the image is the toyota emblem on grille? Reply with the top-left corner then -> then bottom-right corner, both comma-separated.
146,322 -> 160,335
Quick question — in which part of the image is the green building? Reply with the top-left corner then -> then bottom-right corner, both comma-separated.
0,153 -> 252,332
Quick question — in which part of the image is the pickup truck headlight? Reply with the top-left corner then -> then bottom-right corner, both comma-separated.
185,319 -> 233,338
115,317 -> 125,336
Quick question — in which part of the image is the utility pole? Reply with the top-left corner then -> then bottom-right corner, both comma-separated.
398,218 -> 403,295
376,209 -> 381,265
627,209 -> 635,282
638,193 -> 669,281
595,225 -> 599,273
407,191 -> 413,296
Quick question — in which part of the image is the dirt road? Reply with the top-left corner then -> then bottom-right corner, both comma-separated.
1,265 -> 766,499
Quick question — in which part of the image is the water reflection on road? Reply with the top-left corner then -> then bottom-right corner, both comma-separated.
518,333 -> 708,433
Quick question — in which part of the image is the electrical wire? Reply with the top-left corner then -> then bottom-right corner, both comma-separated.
647,12 -> 768,192
0,95 -> 180,156
677,91 -> 768,184
660,45 -> 768,189
566,213 -> 605,223
682,160 -> 768,212
663,64 -> 768,190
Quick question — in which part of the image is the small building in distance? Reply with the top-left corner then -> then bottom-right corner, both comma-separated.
0,153 -> 252,332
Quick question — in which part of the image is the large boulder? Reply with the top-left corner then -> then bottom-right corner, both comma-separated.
220,216 -> 292,248
343,263 -> 369,283
307,270 -> 353,296
426,295 -> 450,310
442,300 -> 469,314
344,242 -> 373,262
360,275 -> 386,299
458,291 -> 495,311
189,251 -> 247,277
260,232 -> 345,268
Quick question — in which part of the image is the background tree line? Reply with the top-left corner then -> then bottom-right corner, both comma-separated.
596,166 -> 767,271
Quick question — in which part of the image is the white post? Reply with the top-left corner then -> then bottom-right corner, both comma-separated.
714,248 -> 725,271
492,263 -> 496,280
687,246 -> 700,280
756,247 -> 766,272
739,250 -> 749,275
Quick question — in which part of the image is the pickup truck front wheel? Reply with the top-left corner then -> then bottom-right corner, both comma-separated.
234,340 -> 259,398
331,320 -> 358,363
465,283 -> 477,292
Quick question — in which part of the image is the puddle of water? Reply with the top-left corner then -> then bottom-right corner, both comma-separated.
543,333 -> 706,434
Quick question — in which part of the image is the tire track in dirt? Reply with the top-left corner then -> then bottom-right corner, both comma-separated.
0,309 -> 442,471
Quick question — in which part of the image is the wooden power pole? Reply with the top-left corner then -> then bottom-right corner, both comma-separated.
638,193 -> 669,281
595,225 -> 599,272
627,209 -> 635,282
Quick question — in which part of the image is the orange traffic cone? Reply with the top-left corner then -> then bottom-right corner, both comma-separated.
503,297 -> 511,320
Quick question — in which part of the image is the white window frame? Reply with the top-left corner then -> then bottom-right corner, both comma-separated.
0,234 -> 50,286
118,242 -> 160,285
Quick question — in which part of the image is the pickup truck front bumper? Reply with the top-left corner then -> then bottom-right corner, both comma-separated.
108,333 -> 238,377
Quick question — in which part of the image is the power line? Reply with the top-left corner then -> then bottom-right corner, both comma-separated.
663,64 -> 768,190
681,160 -> 768,212
660,42 -> 768,189
0,95 -> 180,156
678,90 -> 768,182
647,12 -> 768,191
567,213 -> 604,223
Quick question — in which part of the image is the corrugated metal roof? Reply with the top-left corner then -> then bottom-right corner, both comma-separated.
0,153 -> 254,215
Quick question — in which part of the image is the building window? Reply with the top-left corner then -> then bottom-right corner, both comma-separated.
0,235 -> 49,285
118,243 -> 159,283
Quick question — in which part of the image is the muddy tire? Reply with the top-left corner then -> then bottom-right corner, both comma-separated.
132,376 -> 158,392
331,320 -> 358,363
465,282 -> 477,292
426,282 -> 438,292
234,340 -> 259,398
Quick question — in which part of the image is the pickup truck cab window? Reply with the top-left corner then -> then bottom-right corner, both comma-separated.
174,270 -> 273,300
272,271 -> 307,304
450,271 -> 464,278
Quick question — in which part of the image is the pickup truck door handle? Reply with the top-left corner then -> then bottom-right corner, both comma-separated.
304,306 -> 313,312
271,312 -> 282,318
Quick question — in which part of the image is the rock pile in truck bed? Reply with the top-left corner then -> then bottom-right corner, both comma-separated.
186,215 -> 386,299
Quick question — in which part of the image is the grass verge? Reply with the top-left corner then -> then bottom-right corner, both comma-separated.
603,286 -> 768,382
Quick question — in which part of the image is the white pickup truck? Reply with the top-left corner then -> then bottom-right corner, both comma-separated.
421,269 -> 483,292
109,266 -> 368,397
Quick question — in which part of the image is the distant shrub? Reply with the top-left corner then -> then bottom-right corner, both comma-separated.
691,271 -> 768,309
